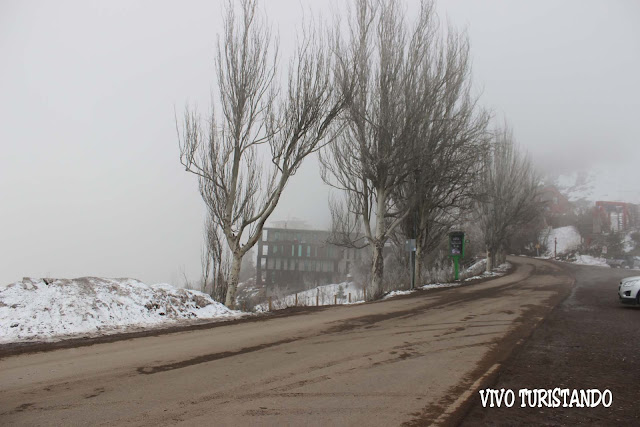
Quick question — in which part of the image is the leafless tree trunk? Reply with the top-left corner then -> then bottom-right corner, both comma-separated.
201,214 -> 230,303
178,0 -> 345,308
476,124 -> 543,272
200,242 -> 211,294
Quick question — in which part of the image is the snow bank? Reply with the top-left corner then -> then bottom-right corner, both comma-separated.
0,277 -> 241,343
573,255 -> 610,268
541,226 -> 582,256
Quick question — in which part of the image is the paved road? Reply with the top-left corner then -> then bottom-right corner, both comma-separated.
461,262 -> 640,426
0,257 -> 572,426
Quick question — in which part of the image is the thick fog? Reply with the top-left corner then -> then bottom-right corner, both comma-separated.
1,0 -> 639,286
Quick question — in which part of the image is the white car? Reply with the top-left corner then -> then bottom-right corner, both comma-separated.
619,276 -> 640,305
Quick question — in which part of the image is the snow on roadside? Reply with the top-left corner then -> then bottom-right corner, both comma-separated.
262,262 -> 513,308
463,262 -> 511,281
572,255 -> 611,268
382,289 -> 415,299
255,282 -> 364,311
0,277 -> 243,344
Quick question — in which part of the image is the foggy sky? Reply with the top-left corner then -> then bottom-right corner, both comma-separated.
1,0 -> 639,286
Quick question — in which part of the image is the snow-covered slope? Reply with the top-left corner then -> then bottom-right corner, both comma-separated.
552,165 -> 640,204
256,282 -> 364,311
0,277 -> 241,343
541,226 -> 582,256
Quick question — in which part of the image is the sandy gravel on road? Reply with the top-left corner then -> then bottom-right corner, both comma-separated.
0,257 -> 572,426
461,263 -> 640,426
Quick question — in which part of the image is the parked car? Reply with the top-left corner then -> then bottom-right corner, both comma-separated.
618,276 -> 640,305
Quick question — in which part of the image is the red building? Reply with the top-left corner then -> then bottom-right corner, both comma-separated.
593,201 -> 638,234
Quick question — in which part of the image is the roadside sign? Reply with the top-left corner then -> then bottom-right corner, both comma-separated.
602,246 -> 608,254
449,231 -> 465,281
449,232 -> 464,256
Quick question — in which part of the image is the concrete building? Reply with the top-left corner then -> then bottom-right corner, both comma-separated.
256,227 -> 363,290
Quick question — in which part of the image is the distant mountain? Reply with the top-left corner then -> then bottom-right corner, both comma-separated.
546,164 -> 640,204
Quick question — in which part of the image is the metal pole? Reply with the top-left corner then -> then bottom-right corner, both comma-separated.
554,237 -> 557,259
412,209 -> 417,289
411,249 -> 416,290
454,257 -> 460,281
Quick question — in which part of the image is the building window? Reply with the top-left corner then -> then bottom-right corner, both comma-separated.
273,245 -> 278,254
262,245 -> 268,256
298,245 -> 302,257
275,231 -> 280,241
307,245 -> 311,257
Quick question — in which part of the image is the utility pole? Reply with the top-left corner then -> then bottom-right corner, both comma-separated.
554,237 -> 557,259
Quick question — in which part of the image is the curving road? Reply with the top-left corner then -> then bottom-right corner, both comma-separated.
1,257 -> 574,426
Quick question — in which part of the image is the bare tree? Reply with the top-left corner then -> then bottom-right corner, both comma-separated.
476,125 -> 543,271
321,0 -> 476,298
178,0 -> 344,308
393,27 -> 491,286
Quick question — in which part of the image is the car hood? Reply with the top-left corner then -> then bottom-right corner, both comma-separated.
621,276 -> 640,284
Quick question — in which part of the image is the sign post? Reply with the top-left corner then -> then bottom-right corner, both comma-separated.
406,239 -> 416,289
449,231 -> 465,281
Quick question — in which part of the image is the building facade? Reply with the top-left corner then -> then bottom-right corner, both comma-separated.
593,201 -> 639,234
256,227 -> 362,289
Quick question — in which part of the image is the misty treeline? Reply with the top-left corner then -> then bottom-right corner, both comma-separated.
177,0 -> 542,307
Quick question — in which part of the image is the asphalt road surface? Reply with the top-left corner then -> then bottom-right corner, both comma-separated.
1,257 -> 574,426
461,262 -> 640,426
